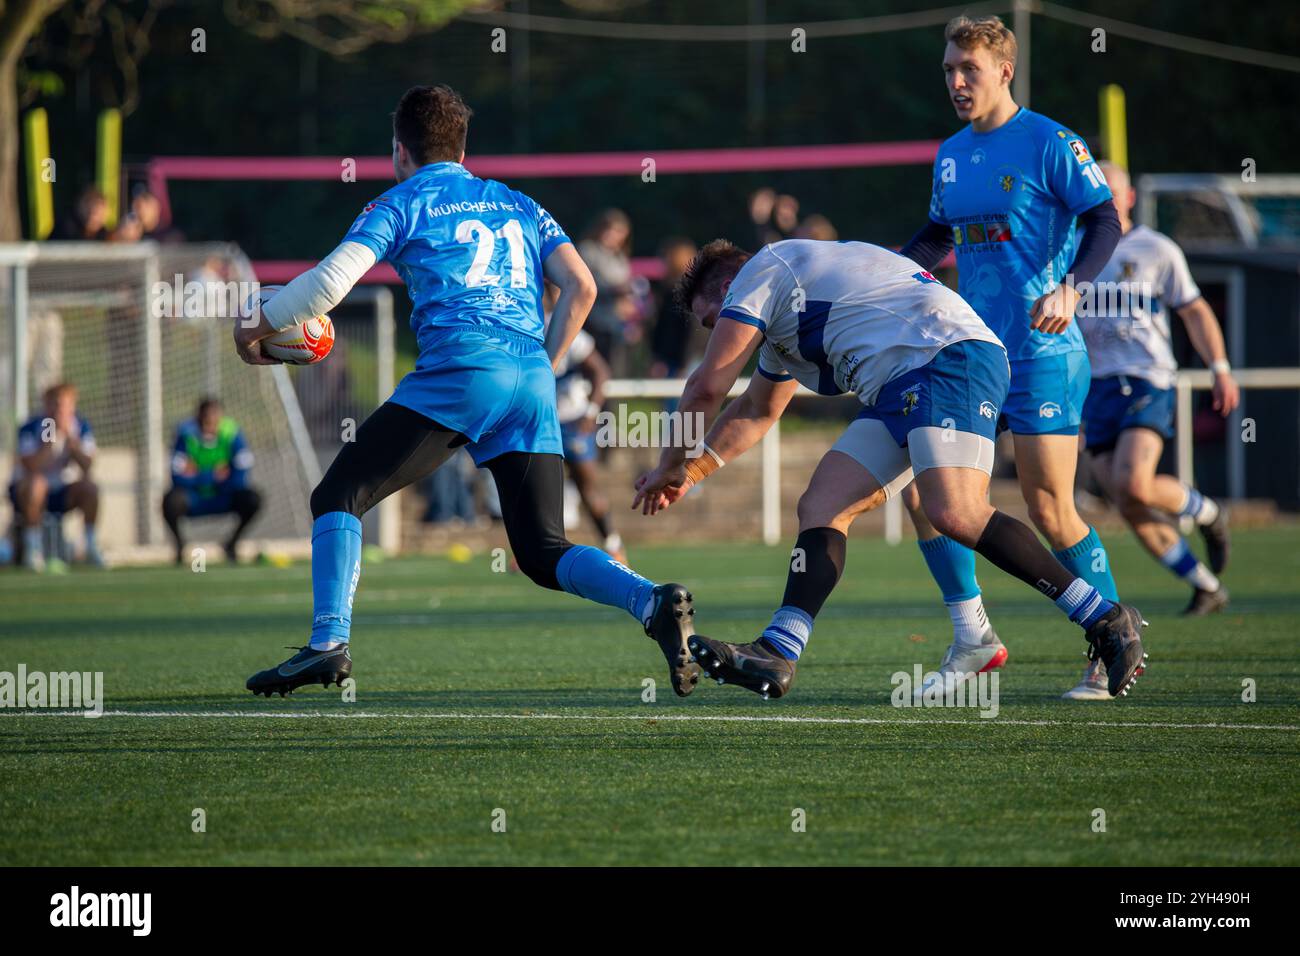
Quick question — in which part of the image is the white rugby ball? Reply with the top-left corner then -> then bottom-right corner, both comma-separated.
246,284 -> 335,365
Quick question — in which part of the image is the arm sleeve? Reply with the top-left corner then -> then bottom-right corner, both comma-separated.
900,219 -> 954,272
1065,201 -> 1122,288
341,197 -> 405,261
1044,129 -> 1112,216
261,240 -> 378,331
520,193 -> 572,262
756,340 -> 793,382
718,248 -> 790,333
1163,239 -> 1202,310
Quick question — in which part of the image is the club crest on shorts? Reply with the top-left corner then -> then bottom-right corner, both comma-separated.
1038,401 -> 1063,419
900,384 -> 922,415
979,401 -> 997,419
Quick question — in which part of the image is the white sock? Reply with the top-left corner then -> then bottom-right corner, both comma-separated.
309,639 -> 343,651
1179,485 -> 1220,526
1160,539 -> 1220,592
84,527 -> 98,552
947,595 -> 990,646
23,526 -> 42,558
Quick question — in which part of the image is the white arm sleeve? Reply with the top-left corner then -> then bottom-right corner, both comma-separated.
261,240 -> 378,331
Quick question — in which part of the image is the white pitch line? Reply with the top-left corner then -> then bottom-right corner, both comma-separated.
2,711 -> 1297,732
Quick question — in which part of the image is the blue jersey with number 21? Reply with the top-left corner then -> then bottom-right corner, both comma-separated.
927,108 -> 1112,362
342,161 -> 570,352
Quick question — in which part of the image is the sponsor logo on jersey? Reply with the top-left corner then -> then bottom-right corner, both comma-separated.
966,223 -> 987,244
912,270 -> 941,285
971,148 -> 986,165
1068,139 -> 1091,164
900,384 -> 922,416
986,222 -> 1012,243
952,226 -> 964,246
1038,401 -> 1063,419
979,401 -> 997,419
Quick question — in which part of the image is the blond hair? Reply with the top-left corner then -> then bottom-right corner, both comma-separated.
944,15 -> 1017,67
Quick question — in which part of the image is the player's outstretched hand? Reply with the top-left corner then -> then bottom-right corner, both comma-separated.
1212,371 -> 1240,417
1029,282 -> 1082,335
632,464 -> 691,516
233,311 -> 283,366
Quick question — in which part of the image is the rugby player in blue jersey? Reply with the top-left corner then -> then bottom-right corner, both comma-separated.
234,86 -> 704,698
899,16 -> 1132,699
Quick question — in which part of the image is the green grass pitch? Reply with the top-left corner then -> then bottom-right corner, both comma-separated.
2,527 -> 1297,866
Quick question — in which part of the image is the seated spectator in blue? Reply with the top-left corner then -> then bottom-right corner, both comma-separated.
162,398 -> 261,564
9,383 -> 104,570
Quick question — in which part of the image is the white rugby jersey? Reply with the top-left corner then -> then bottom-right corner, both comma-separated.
553,328 -> 596,424
1076,225 -> 1201,390
719,240 -> 1003,405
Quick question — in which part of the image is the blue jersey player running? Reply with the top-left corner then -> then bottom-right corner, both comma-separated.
234,85 -> 705,698
899,16 -> 1131,699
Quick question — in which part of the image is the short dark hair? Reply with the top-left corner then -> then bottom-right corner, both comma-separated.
197,397 -> 222,418
674,239 -> 752,315
393,85 -> 473,166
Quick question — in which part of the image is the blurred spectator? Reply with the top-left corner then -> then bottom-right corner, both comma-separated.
796,214 -> 839,241
749,188 -> 801,246
131,187 -> 185,243
577,208 -> 635,373
110,187 -> 185,243
9,383 -> 103,570
162,397 -> 262,564
420,449 -> 477,525
649,236 -> 700,379
772,193 -> 801,238
55,186 -> 110,241
749,188 -> 776,246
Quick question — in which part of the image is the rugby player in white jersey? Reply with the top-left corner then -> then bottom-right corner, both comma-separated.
632,239 -> 1148,700
1065,162 -> 1238,697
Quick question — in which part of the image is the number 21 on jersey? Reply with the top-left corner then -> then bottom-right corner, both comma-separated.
456,218 -> 528,288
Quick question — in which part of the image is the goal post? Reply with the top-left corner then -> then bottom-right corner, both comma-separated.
0,241 -> 329,562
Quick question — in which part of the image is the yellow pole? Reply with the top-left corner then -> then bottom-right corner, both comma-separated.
97,108 -> 123,230
1099,84 -> 1127,169
23,108 -> 54,240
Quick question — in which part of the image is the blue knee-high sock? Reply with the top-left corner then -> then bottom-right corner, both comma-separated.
310,512 -> 363,646
1053,527 -> 1119,602
555,544 -> 657,624
917,535 -> 981,603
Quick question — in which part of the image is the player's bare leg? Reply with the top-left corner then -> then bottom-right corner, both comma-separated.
901,479 -> 1002,668
1093,430 -> 1227,616
64,478 -> 105,567
913,464 -> 1148,699
1011,431 -> 1125,697
15,473 -> 49,571
691,449 -> 883,699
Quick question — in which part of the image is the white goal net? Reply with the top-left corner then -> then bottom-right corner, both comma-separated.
1,242 -> 318,562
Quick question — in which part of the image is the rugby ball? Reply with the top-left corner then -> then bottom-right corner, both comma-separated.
246,284 -> 335,365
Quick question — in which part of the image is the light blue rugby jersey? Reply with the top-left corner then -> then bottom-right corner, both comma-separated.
343,162 -> 570,349
927,108 -> 1112,361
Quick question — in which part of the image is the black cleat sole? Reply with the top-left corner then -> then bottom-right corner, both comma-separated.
645,584 -> 701,697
